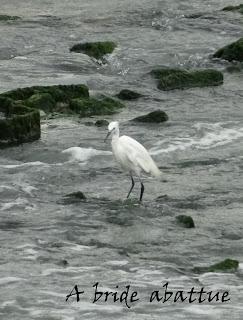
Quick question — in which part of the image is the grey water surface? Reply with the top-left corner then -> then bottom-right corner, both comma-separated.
0,0 -> 243,319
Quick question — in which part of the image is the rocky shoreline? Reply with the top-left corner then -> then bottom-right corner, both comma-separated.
1,15 -> 242,148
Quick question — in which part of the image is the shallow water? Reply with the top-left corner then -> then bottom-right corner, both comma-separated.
0,1 -> 243,319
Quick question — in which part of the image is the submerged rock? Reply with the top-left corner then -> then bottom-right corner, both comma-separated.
0,96 -> 40,148
176,215 -> 195,228
61,191 -> 86,204
0,14 -> 21,21
70,41 -> 116,59
57,259 -> 69,266
151,68 -> 223,90
70,96 -> 125,117
95,119 -> 109,127
213,38 -> 243,62
226,63 -> 243,73
185,13 -> 204,19
116,89 -> 143,100
132,110 -> 168,123
193,259 -> 239,273
222,4 -> 243,13
84,121 -> 94,126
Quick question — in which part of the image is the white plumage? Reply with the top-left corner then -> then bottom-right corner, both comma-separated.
105,121 -> 161,201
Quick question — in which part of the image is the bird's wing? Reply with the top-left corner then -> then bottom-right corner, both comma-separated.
119,135 -> 161,177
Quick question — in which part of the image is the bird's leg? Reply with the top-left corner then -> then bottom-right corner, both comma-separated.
127,175 -> 135,199
139,178 -> 144,201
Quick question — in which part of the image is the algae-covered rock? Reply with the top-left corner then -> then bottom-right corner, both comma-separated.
151,68 -> 223,90
95,119 -> 109,127
70,41 -> 116,59
26,93 -> 56,112
0,96 -> 40,148
193,259 -> 239,273
0,15 -> 21,21
3,84 -> 89,102
2,84 -> 124,118
0,83 -> 125,147
116,89 -> 143,100
70,96 -> 125,117
222,4 -> 243,13
132,110 -> 168,123
213,38 -> 243,62
176,215 -> 195,228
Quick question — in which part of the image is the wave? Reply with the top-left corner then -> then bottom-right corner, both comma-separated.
0,161 -> 47,169
0,197 -> 32,211
0,277 -> 25,285
150,123 -> 243,155
62,146 -> 112,162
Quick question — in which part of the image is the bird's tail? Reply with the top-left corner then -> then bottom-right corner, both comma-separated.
150,161 -> 162,178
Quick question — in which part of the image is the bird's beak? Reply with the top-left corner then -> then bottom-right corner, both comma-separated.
104,131 -> 111,142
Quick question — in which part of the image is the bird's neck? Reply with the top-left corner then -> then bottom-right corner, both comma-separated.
111,129 -> 119,143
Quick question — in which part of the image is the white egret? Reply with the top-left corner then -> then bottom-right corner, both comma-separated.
104,121 -> 161,201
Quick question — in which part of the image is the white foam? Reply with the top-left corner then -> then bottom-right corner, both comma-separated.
14,56 -> 28,60
62,146 -> 111,162
0,185 -> 16,191
0,161 -> 47,169
239,263 -> 243,271
70,244 -> 92,252
42,266 -> 99,276
104,260 -> 129,266
0,197 -> 30,211
185,304 -> 223,316
150,123 -> 243,155
17,243 -> 35,249
0,277 -> 25,285
1,300 -> 16,308
21,185 -> 38,195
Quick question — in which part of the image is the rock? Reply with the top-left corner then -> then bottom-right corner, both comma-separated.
213,38 -> 243,62
61,191 -> 86,204
222,4 -> 243,13
193,259 -> 239,273
70,41 -> 116,59
132,110 -> 168,123
58,259 -> 69,266
176,215 -> 195,228
116,89 -> 143,100
84,121 -> 94,126
0,97 -> 40,148
1,84 -> 119,117
3,84 -> 89,102
0,84 -> 125,147
0,15 -> 21,21
226,64 -> 243,73
95,119 -> 109,127
151,68 -> 223,90
70,96 -> 125,117
26,93 -> 56,112
66,191 -> 86,199
185,13 -> 204,19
